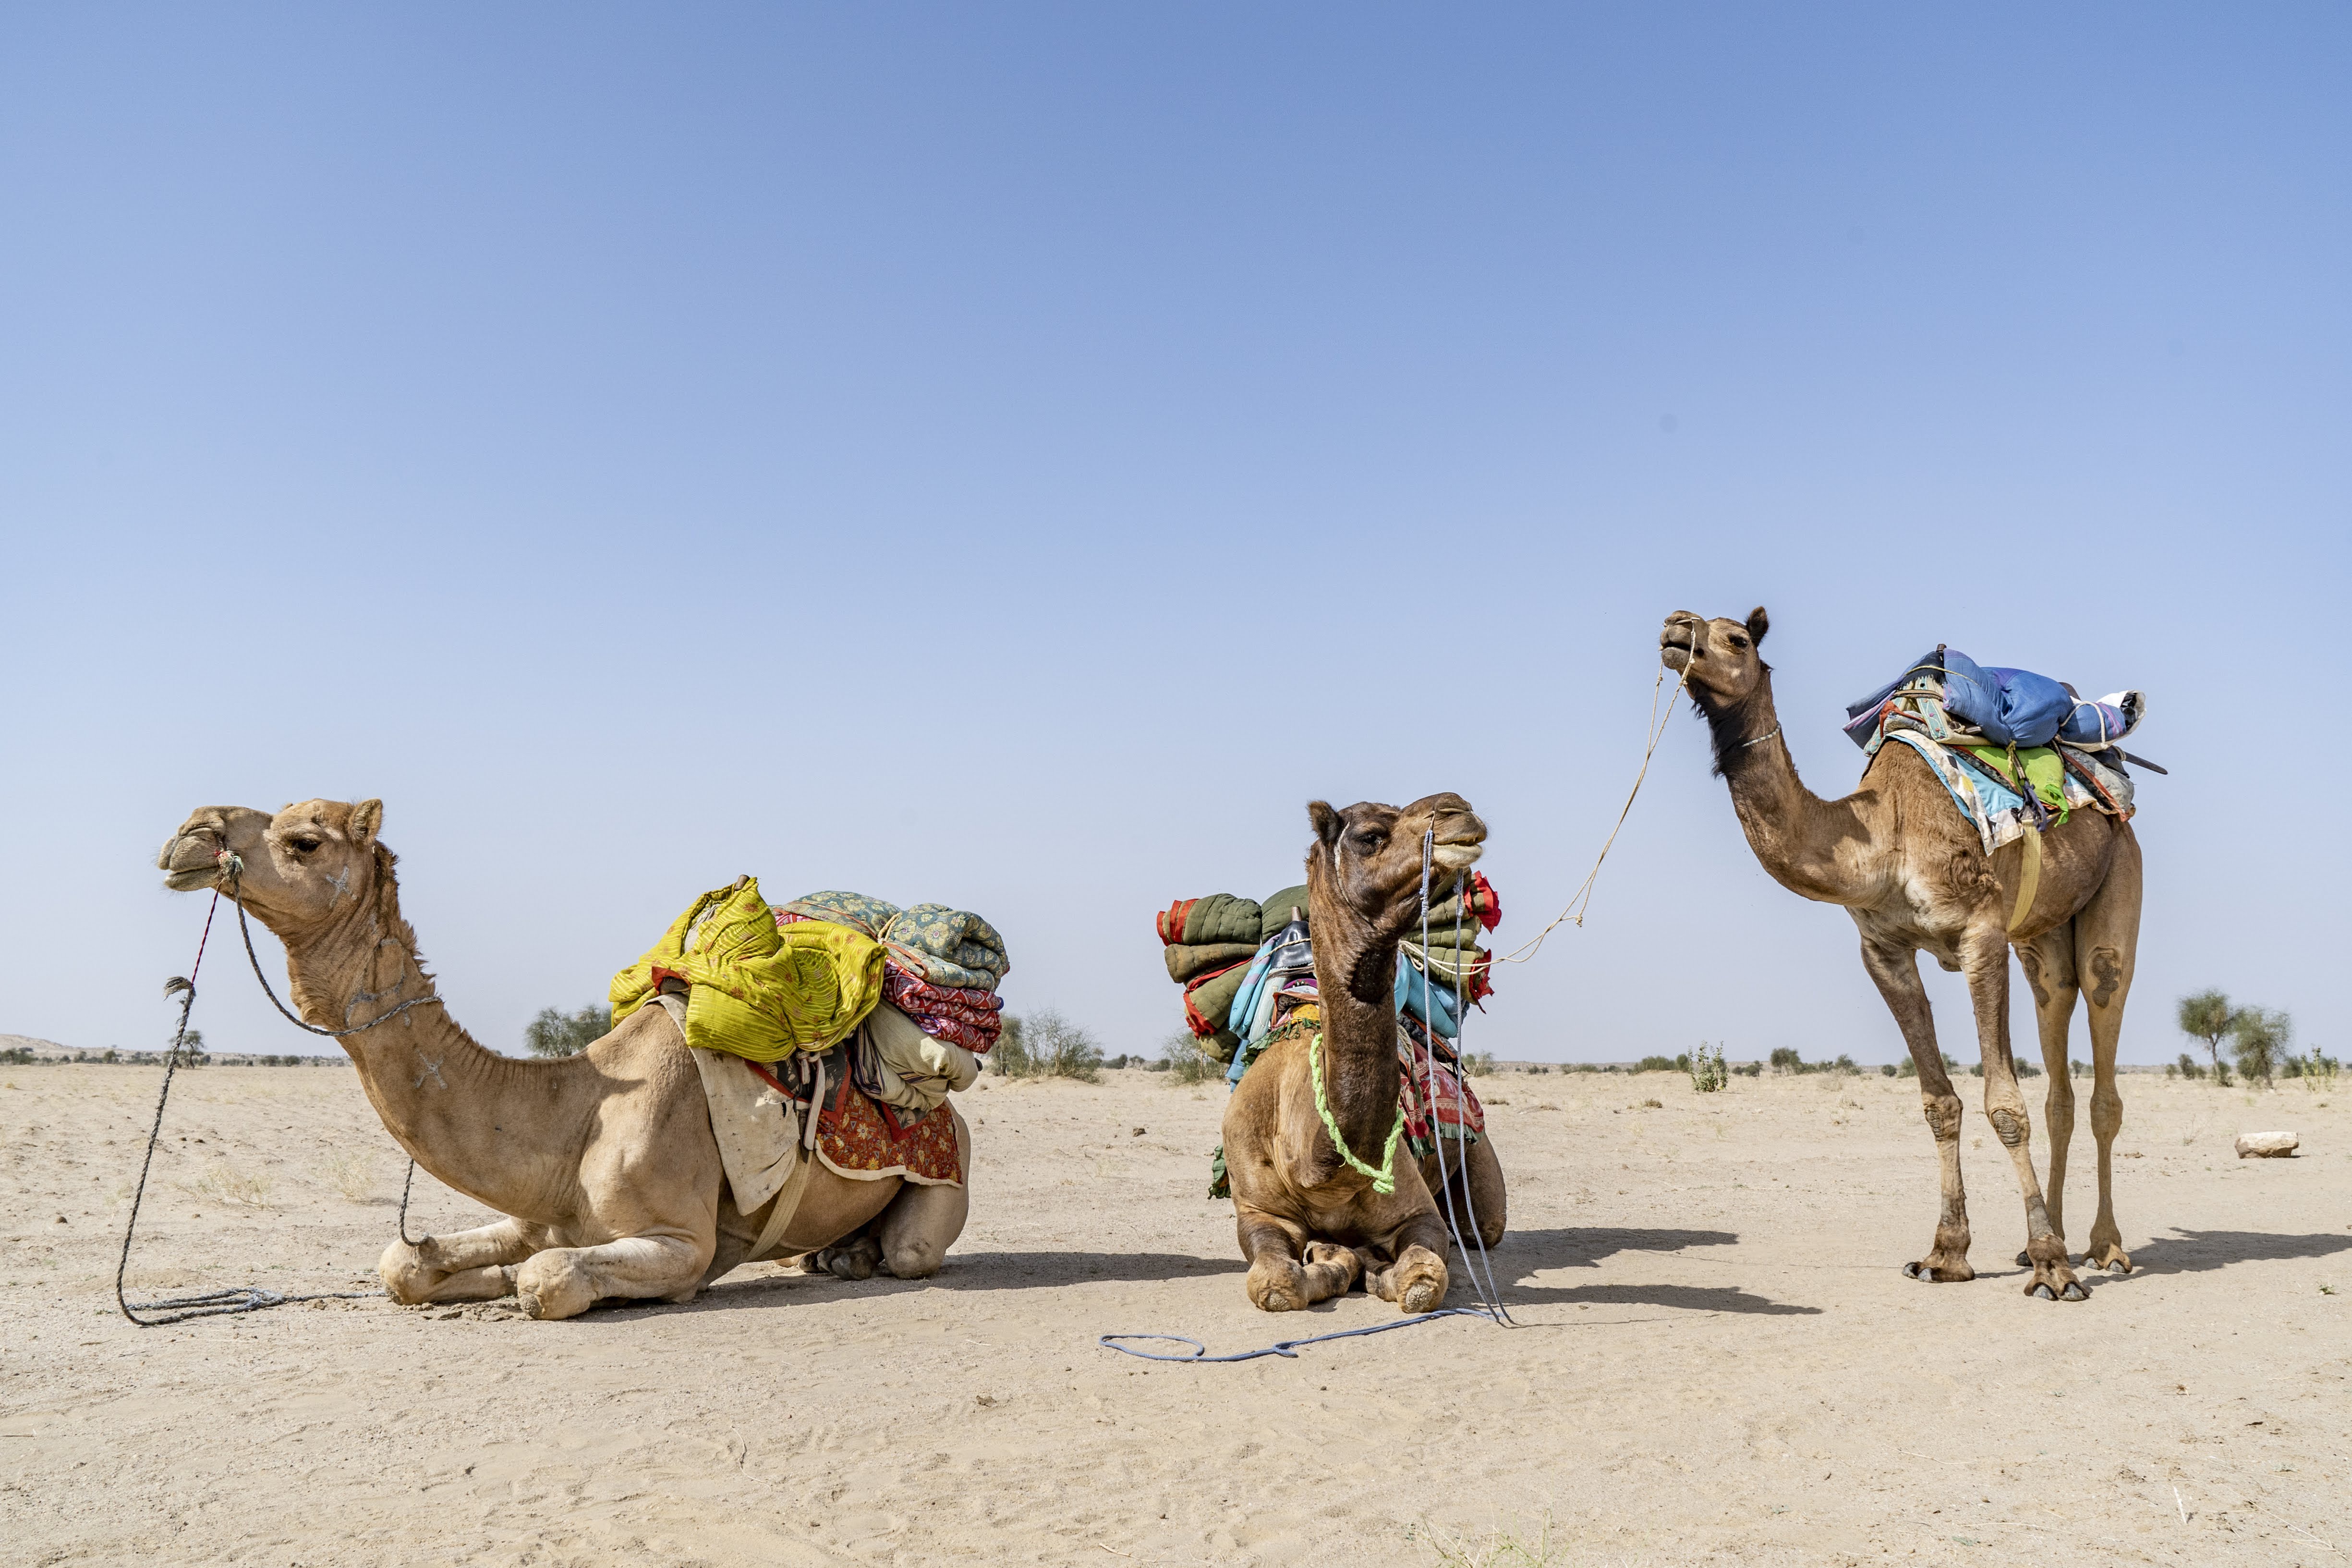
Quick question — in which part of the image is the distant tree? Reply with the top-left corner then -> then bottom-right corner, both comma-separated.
525,1004 -> 611,1059
997,1009 -> 1103,1082
2230,1008 -> 2292,1088
1155,1030 -> 1217,1084
2177,990 -> 2236,1082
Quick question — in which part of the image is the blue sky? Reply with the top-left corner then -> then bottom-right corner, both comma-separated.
3,6 -> 2344,1068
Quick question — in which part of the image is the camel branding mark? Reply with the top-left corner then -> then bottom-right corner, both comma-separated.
412,1050 -> 448,1091
327,865 -> 353,901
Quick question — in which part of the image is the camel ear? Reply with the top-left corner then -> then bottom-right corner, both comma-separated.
350,799 -> 383,847
1746,607 -> 1770,646
1308,801 -> 1343,846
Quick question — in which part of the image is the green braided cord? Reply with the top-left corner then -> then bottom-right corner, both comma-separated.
1307,1032 -> 1406,1195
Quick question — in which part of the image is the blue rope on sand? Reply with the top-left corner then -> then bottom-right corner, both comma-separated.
1100,1306 -> 1491,1363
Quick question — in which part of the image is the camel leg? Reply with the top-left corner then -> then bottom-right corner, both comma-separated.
1860,937 -> 1974,1282
379,1217 -> 541,1305
2016,929 -> 2082,1261
1422,1137 -> 1507,1249
1234,1206 -> 1357,1312
877,1107 -> 972,1279
1959,926 -> 2081,1302
512,1233 -> 714,1321
2074,834 -> 2141,1273
1363,1209 -> 1453,1314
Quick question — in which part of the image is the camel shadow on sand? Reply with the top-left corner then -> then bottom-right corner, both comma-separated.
2122,1228 -> 2352,1276
614,1229 -> 1820,1318
1491,1226 -> 1820,1316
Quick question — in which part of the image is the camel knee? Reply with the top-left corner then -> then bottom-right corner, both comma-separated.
379,1241 -> 436,1305
1987,1105 -> 2030,1149
884,1235 -> 945,1279
1921,1094 -> 1963,1141
2089,1087 -> 2123,1141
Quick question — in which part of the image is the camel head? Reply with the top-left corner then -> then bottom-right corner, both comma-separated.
158,798 -> 391,941
1661,607 -> 1771,714
1305,792 -> 1486,952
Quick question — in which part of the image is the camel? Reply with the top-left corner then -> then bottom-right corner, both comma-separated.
1661,609 -> 2143,1301
1222,792 -> 1508,1313
158,798 -> 971,1320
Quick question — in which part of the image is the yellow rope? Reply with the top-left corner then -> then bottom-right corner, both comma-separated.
1307,1032 -> 1404,1195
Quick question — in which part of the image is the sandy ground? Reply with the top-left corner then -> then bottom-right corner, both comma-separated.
3,1061 -> 2348,1567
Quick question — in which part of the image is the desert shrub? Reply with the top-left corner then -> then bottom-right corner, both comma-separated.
1524,1064 -> 1551,1075
1896,1057 -> 1917,1078
1880,1063 -> 1896,1077
1688,1042 -> 1727,1093
1732,1060 -> 1761,1078
0,1046 -> 32,1065
2177,989 -> 2236,1081
1156,1030 -> 1218,1085
998,1009 -> 1104,1082
1463,1052 -> 1496,1077
192,1161 -> 272,1207
2288,1047 -> 2337,1089
2175,1051 -> 2204,1080
525,1003 -> 610,1058
1768,1046 -> 1801,1074
2071,1058 -> 2087,1076
2230,1008 -> 2291,1087
2015,1058 -> 2041,1079
1635,1055 -> 1678,1073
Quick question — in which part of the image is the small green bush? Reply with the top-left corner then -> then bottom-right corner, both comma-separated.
1463,1052 -> 1496,1077
525,1003 -> 611,1058
1156,1030 -> 1217,1084
1689,1042 -> 1727,1093
1635,1055 -> 1678,1073
1880,1063 -> 1896,1077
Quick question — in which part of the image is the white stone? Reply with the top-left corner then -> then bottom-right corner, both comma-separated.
2235,1130 -> 2299,1158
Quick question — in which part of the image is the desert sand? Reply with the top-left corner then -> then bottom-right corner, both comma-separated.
3,1060 -> 2347,1566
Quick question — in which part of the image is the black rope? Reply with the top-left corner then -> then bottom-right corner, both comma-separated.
115,892 -> 375,1325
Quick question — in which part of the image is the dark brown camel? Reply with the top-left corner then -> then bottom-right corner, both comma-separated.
1662,609 -> 2143,1302
1221,792 -> 1509,1313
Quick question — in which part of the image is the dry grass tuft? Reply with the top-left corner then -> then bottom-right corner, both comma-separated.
1418,1513 -> 1558,1566
321,1151 -> 382,1203
191,1161 -> 274,1208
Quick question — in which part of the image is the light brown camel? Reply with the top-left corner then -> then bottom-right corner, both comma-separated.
1222,793 -> 1508,1313
158,798 -> 971,1320
1661,609 -> 2143,1301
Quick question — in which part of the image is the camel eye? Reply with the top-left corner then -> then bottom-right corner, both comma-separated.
1728,635 -> 1749,650
1353,832 -> 1385,852
290,836 -> 322,854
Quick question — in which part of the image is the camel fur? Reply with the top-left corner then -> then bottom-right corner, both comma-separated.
158,799 -> 970,1320
1220,792 -> 1507,1313
1661,609 -> 2142,1301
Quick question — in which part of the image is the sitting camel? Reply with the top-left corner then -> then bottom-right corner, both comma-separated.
1661,609 -> 2142,1301
1222,792 -> 1507,1313
158,798 -> 970,1320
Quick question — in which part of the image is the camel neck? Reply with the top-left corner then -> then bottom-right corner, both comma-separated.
1305,866 -> 1405,1169
278,888 -> 585,1225
1702,669 -> 1868,906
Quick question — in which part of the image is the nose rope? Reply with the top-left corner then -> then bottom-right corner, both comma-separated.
114,890 -> 377,1325
1417,829 -> 1515,1326
1493,654 -> 1694,967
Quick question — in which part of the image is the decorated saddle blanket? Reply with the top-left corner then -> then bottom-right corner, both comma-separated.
1875,731 -> 2134,855
737,1052 -> 964,1188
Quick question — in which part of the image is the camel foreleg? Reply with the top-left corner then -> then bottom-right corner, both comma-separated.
1361,1209 -> 1452,1314
513,1233 -> 714,1320
2074,836 -> 2141,1274
380,1217 -> 540,1305
1234,1208 -> 1360,1312
2017,931 -> 2082,1257
1860,936 -> 1975,1282
1961,926 -> 2082,1301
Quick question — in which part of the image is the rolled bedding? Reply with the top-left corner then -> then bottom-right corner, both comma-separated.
863,1002 -> 981,1115
1166,941 -> 1261,984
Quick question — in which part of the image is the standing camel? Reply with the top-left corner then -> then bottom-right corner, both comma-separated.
158,798 -> 971,1320
1222,792 -> 1508,1313
1661,610 -> 2142,1302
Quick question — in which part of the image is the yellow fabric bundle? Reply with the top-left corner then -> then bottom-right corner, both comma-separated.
610,876 -> 884,1062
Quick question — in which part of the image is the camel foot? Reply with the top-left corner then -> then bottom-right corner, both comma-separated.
1903,1255 -> 1975,1283
1392,1244 -> 1448,1315
2015,1248 -> 2076,1268
2082,1238 -> 2132,1273
1247,1255 -> 1311,1313
514,1253 -> 597,1321
815,1235 -> 882,1281
2022,1244 -> 2083,1301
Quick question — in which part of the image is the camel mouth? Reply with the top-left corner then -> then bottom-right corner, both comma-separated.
162,865 -> 221,893
1430,840 -> 1483,871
